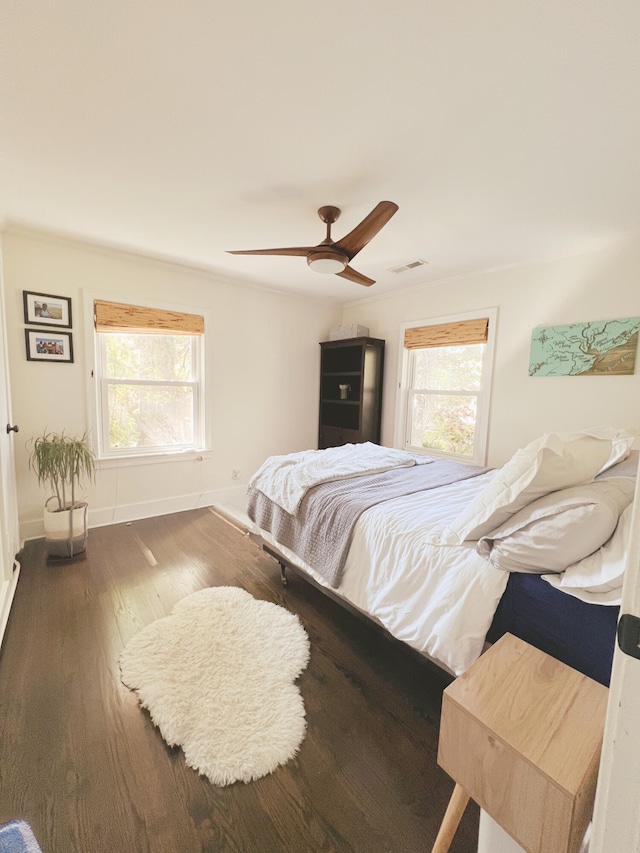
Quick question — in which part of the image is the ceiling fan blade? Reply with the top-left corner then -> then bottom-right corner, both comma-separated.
335,201 -> 399,259
227,246 -> 314,257
337,266 -> 375,287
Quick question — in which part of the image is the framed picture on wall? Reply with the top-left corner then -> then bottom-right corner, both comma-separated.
529,316 -> 640,376
25,329 -> 74,363
23,290 -> 72,328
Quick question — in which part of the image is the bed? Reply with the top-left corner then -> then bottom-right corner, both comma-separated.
247,431 -> 637,686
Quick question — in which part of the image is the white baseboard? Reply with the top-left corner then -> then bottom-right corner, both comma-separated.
20,484 -> 250,541
0,562 -> 20,649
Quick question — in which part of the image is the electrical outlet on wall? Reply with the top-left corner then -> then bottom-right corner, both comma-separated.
232,469 -> 240,480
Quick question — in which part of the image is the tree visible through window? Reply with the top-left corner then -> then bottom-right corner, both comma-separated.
408,344 -> 483,457
104,334 -> 197,451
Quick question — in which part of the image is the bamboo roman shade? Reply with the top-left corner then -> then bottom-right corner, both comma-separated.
404,318 -> 489,349
94,300 -> 204,335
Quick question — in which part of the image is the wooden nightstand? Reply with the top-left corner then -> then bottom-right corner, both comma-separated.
433,634 -> 609,853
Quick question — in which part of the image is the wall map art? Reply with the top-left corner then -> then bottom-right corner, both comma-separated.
529,317 -> 639,376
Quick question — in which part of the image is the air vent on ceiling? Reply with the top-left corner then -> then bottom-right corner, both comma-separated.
389,259 -> 429,273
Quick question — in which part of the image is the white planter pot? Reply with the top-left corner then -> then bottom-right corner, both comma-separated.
44,498 -> 88,558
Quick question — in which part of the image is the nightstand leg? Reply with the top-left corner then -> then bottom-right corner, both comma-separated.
431,783 -> 471,853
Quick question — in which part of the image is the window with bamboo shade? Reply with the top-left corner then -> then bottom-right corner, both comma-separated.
93,300 -> 205,458
399,311 -> 496,465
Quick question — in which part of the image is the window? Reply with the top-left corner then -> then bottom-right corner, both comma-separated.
92,300 -> 206,459
397,310 -> 497,465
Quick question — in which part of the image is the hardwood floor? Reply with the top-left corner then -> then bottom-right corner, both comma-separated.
0,509 -> 479,853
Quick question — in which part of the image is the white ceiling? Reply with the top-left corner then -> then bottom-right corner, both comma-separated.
3,1 -> 640,302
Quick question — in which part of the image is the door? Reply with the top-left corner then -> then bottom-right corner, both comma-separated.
590,475 -> 640,852
0,247 -> 21,644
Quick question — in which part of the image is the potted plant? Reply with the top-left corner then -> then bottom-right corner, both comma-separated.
28,430 -> 96,559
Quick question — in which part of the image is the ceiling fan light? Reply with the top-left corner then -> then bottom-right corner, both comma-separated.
307,252 -> 348,274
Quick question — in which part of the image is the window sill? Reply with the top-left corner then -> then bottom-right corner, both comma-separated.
96,449 -> 212,469
406,445 -> 485,467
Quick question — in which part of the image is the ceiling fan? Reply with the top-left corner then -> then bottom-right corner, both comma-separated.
227,201 -> 399,286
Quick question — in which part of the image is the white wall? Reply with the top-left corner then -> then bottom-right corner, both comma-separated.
342,237 -> 640,467
2,228 -> 340,538
7,228 -> 640,539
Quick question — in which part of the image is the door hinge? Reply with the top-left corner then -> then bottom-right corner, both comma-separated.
617,613 -> 640,660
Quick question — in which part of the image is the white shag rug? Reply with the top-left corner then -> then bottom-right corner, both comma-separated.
120,586 -> 310,786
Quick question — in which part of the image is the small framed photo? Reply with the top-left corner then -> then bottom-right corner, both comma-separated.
25,329 -> 74,363
23,291 -> 72,328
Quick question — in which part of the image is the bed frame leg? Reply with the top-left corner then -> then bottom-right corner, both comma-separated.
279,563 -> 288,586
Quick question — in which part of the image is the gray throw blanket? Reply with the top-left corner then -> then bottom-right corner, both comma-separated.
248,458 -> 489,588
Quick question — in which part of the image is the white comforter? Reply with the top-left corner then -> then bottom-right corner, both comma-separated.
260,470 -> 509,676
248,442 -> 427,515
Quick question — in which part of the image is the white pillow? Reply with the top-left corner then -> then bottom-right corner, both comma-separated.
596,429 -> 636,474
542,578 -> 624,605
449,430 -> 615,542
556,502 -> 634,589
596,449 -> 638,481
476,478 -> 635,573
542,502 -> 635,605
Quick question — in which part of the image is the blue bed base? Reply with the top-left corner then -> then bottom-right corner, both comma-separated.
486,572 -> 619,686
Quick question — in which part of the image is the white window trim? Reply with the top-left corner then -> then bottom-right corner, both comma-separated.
394,307 -> 498,466
83,290 -> 213,465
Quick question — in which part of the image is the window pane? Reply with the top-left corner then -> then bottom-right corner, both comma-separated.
409,393 -> 478,457
108,384 -> 194,449
413,344 -> 483,391
105,334 -> 193,381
